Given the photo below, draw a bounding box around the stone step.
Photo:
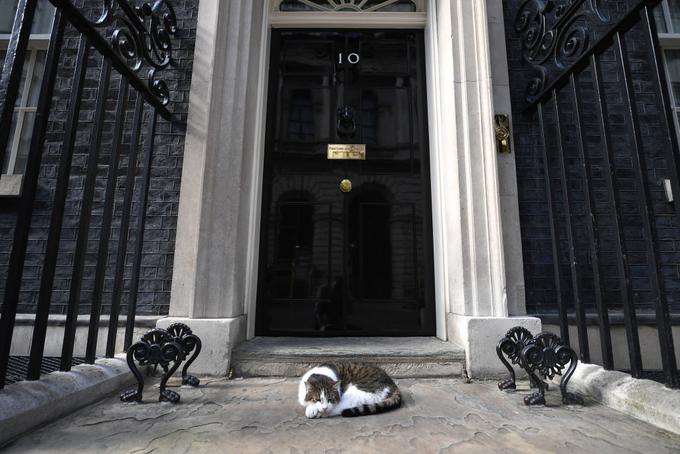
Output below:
[231,337,465,379]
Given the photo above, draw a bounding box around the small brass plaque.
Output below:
[327,144,366,160]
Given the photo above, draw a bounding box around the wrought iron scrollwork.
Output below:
[497,326,534,390]
[120,324,202,403]
[497,327,583,406]
[89,0,177,105]
[513,0,610,103]
[165,323,202,387]
[522,332,583,406]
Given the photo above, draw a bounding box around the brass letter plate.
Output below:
[327,144,366,160]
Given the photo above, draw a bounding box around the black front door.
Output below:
[256,29,434,336]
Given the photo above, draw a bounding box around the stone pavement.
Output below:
[3,377,680,453]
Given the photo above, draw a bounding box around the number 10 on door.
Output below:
[338,52,360,65]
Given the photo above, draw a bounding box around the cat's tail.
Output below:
[341,388,401,417]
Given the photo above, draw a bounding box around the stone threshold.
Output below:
[232,337,465,379]
[0,357,134,447]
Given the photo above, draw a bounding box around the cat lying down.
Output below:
[298,362,401,418]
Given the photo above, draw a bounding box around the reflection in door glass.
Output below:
[349,189,392,300]
[287,90,316,141]
[274,195,315,299]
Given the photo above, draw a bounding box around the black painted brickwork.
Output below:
[503,1,680,317]
[0,0,198,316]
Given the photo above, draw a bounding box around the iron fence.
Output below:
[505,0,680,387]
[0,0,179,388]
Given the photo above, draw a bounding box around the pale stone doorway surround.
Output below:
[160,0,540,377]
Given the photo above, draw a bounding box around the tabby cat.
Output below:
[298,362,401,418]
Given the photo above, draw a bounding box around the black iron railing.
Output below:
[505,0,680,388]
[0,0,179,388]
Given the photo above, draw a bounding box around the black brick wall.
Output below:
[503,1,680,317]
[0,0,198,316]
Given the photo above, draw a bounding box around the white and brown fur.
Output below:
[298,362,401,418]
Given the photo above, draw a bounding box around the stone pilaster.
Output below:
[428,0,539,377]
[163,0,265,374]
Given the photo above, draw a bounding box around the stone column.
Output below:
[429,0,540,377]
[159,0,266,375]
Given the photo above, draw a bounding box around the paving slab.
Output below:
[2,377,680,453]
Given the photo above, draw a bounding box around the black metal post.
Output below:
[61,59,112,371]
[569,72,614,369]
[553,89,590,361]
[591,53,643,377]
[106,95,144,358]
[124,109,157,351]
[85,78,129,364]
[537,103,570,345]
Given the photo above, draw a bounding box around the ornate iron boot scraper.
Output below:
[497,327,583,406]
[120,323,202,403]
[497,326,534,391]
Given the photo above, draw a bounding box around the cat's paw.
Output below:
[305,406,321,418]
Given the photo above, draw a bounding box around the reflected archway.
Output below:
[348,183,393,300]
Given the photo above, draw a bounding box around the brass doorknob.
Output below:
[340,179,352,193]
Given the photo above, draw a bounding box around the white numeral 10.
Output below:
[338,52,360,65]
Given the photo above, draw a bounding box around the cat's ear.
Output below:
[306,375,318,388]
[333,380,341,391]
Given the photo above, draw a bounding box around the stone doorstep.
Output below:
[231,337,466,378]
